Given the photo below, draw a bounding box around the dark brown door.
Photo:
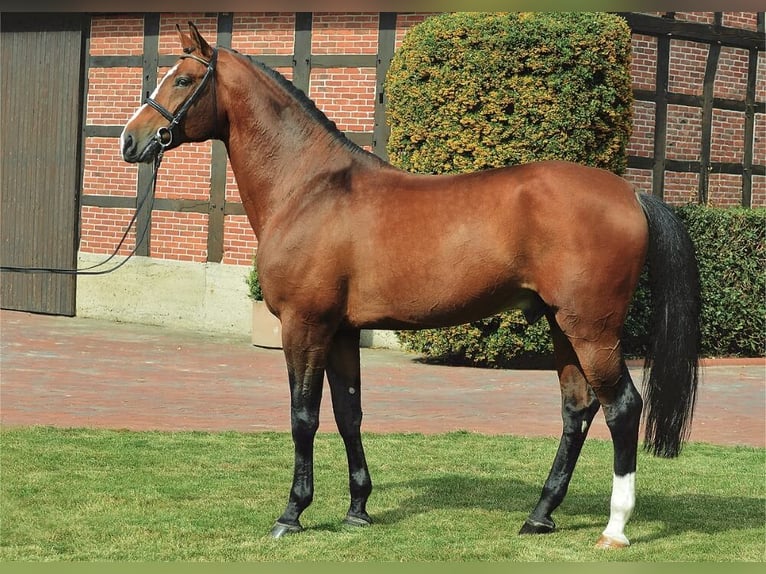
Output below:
[1,14,85,315]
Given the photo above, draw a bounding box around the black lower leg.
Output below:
[520,389,600,534]
[276,408,319,527]
[521,317,601,535]
[602,364,642,476]
[272,365,324,537]
[327,330,372,526]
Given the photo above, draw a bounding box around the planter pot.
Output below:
[251,300,282,349]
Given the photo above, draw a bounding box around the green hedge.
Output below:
[682,207,765,357]
[398,206,766,365]
[397,310,555,369]
[385,12,633,175]
[246,257,263,301]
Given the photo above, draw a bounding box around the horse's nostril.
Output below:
[121,132,138,162]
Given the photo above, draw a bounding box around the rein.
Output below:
[0,49,217,277]
[0,153,164,276]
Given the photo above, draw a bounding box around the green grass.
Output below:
[1,427,763,561]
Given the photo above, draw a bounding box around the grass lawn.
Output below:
[1,427,763,561]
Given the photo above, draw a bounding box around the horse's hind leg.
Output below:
[326,329,373,527]
[520,316,600,535]
[568,335,642,548]
[592,359,642,548]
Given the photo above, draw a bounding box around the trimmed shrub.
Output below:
[385,12,634,175]
[246,258,263,301]
[685,207,765,357]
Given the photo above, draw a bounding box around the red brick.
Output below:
[664,171,699,206]
[232,13,295,55]
[711,109,745,163]
[714,47,750,100]
[752,176,766,207]
[668,40,707,97]
[90,15,143,56]
[708,173,743,207]
[666,104,702,161]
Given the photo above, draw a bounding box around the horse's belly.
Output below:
[348,284,544,330]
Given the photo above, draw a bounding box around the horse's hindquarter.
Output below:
[345,161,648,331]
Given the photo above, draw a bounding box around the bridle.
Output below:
[0,48,219,277]
[145,48,218,153]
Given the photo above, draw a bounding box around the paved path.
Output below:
[1,310,763,446]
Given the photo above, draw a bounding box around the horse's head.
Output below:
[121,22,219,163]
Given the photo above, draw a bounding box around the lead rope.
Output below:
[0,151,164,276]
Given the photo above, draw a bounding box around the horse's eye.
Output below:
[175,76,192,88]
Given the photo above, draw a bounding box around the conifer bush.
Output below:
[386,12,634,175]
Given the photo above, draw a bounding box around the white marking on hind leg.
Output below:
[600,472,635,547]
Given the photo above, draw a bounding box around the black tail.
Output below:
[636,194,701,458]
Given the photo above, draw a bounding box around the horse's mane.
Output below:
[228,48,374,158]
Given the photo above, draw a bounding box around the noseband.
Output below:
[145,48,218,150]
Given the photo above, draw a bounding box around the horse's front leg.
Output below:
[326,329,373,527]
[270,319,332,538]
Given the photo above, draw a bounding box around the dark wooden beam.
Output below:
[292,12,312,94]
[698,41,721,204]
[741,44,759,208]
[373,12,396,160]
[207,12,233,263]
[651,33,671,199]
[135,13,160,257]
[618,12,765,50]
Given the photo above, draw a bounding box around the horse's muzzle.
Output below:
[121,131,160,164]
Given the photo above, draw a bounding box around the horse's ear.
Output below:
[187,21,213,59]
[176,23,196,54]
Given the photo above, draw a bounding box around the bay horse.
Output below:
[121,23,700,548]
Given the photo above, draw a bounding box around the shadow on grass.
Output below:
[373,473,765,539]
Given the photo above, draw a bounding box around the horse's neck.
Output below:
[220,58,366,238]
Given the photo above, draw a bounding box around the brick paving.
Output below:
[1,309,763,447]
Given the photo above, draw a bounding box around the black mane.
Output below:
[229,48,372,158]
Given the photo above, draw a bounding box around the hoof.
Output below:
[343,512,372,528]
[595,534,630,549]
[270,521,303,539]
[519,517,555,535]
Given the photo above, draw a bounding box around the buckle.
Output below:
[156,126,173,148]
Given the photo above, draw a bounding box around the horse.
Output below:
[121,22,700,548]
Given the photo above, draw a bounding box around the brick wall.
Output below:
[625,11,764,207]
[82,11,764,267]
